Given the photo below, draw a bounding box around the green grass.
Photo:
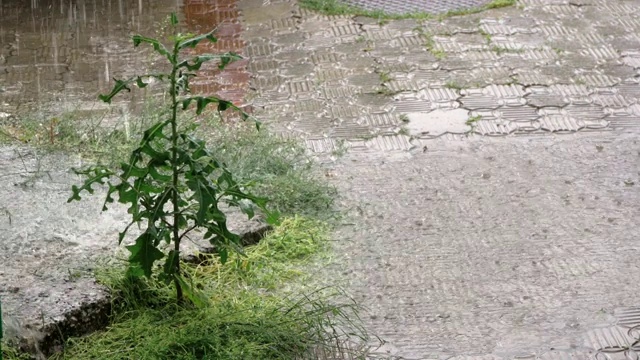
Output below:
[378,71,393,84]
[0,100,164,167]
[1,103,356,359]
[198,119,337,220]
[0,99,337,220]
[2,345,31,360]
[299,0,516,20]
[444,80,464,90]
[1,218,369,360]
[421,31,446,59]
[466,114,482,127]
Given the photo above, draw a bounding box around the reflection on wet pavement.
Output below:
[0,0,249,116]
[184,0,250,105]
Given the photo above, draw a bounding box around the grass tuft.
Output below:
[299,0,517,20]
[48,217,368,360]
[1,345,31,360]
[198,119,337,219]
[0,100,337,220]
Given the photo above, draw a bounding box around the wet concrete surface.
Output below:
[343,0,494,15]
[2,0,640,358]
[0,0,259,354]
[0,145,266,354]
[331,133,640,359]
[238,0,640,358]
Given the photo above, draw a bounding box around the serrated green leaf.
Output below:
[196,97,214,115]
[238,199,255,219]
[178,55,214,71]
[117,221,136,245]
[104,184,117,205]
[177,52,242,71]
[181,98,193,110]
[219,247,228,264]
[186,177,216,225]
[126,232,165,278]
[135,77,148,88]
[132,35,172,62]
[265,210,281,226]
[210,207,226,223]
[217,52,242,70]
[177,30,217,50]
[141,120,170,142]
[116,183,140,216]
[217,100,231,112]
[121,162,148,178]
[148,166,172,182]
[98,78,133,104]
[67,167,113,203]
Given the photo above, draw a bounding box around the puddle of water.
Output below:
[0,0,249,117]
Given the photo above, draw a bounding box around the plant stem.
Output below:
[170,46,183,302]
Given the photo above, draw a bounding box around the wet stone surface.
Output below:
[344,0,494,15]
[0,0,258,354]
[2,0,640,358]
[239,0,640,359]
[0,146,265,354]
[241,0,640,151]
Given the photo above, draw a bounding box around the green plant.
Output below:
[204,121,337,219]
[479,28,492,43]
[68,13,277,303]
[53,217,370,360]
[299,0,515,20]
[445,80,464,90]
[0,103,162,167]
[424,33,446,59]
[375,86,396,96]
[466,114,482,127]
[331,139,349,157]
[378,70,393,84]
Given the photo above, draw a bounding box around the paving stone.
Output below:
[319,86,359,100]
[236,1,640,358]
[364,134,412,151]
[343,0,493,15]
[390,99,433,113]
[460,94,502,110]
[360,112,402,128]
[472,119,517,136]
[330,104,368,119]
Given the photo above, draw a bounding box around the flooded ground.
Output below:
[0,0,249,118]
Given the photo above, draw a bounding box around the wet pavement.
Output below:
[0,0,257,355]
[0,0,250,116]
[343,0,494,15]
[238,0,640,359]
[2,0,640,358]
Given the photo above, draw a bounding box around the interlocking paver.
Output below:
[238,0,640,358]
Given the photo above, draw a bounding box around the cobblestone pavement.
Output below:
[238,0,640,358]
[343,0,494,15]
